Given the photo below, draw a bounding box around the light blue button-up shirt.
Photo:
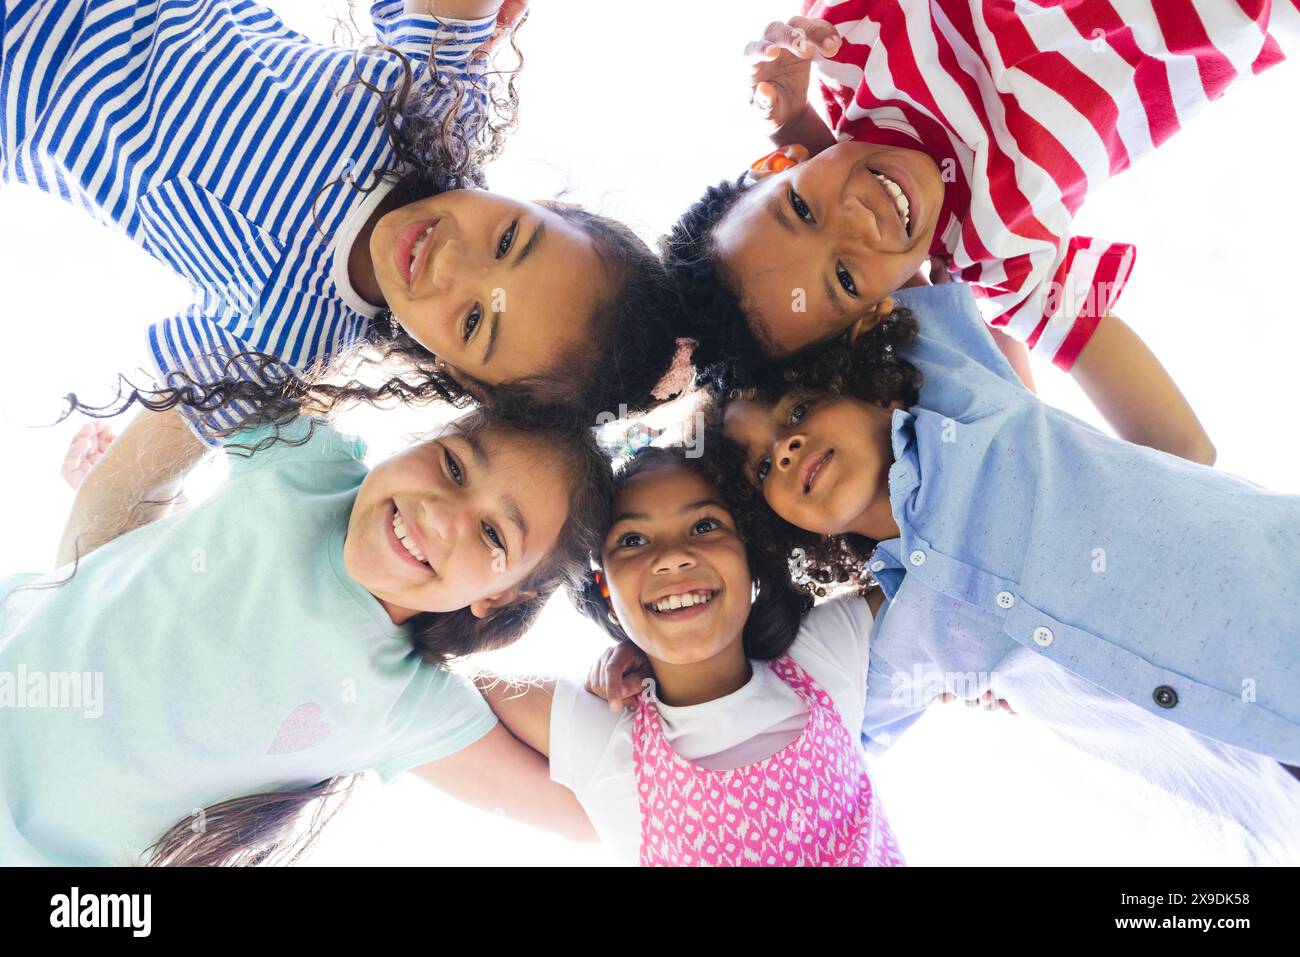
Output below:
[861,285,1300,764]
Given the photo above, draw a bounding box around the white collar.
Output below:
[330,181,398,319]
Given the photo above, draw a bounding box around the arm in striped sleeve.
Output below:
[972,244,1214,465]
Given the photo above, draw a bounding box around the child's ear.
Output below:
[470,586,538,620]
[747,144,811,180]
[846,294,897,346]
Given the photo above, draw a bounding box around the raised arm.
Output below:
[408,0,501,17]
[472,673,555,755]
[411,686,597,843]
[1070,312,1215,466]
[747,17,840,156]
[55,406,207,567]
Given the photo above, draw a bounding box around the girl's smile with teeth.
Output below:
[646,589,718,615]
[388,502,434,572]
[869,169,911,234]
[391,218,440,287]
[409,226,435,276]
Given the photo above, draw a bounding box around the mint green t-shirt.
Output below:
[0,420,497,865]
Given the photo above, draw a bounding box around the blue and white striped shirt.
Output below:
[1,0,495,438]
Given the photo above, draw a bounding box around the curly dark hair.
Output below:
[706,308,924,600]
[326,0,526,207]
[568,443,810,663]
[659,176,766,391]
[660,174,917,397]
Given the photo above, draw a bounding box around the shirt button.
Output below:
[1032,626,1054,647]
[869,560,886,573]
[1153,686,1179,709]
[909,550,927,567]
[995,591,1015,609]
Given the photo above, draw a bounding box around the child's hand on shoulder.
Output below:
[61,421,115,491]
[585,641,651,713]
[746,16,841,132]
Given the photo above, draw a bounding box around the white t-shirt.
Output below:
[549,596,874,865]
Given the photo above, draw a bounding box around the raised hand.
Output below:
[60,422,116,491]
[585,640,651,713]
[746,16,842,131]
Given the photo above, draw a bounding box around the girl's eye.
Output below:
[615,532,647,548]
[463,305,482,343]
[789,188,814,224]
[691,518,721,535]
[444,448,464,485]
[497,220,518,259]
[483,522,504,553]
[755,456,771,484]
[789,401,810,425]
[836,262,858,297]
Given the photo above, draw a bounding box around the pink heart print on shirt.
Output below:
[267,702,332,754]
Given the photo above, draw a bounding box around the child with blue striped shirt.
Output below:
[2,0,680,503]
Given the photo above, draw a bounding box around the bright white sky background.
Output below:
[1,1,1297,865]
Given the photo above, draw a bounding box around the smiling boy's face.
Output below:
[370,191,608,389]
[599,462,751,667]
[713,141,944,356]
[722,393,899,538]
[343,424,570,624]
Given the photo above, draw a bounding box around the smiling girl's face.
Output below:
[344,423,571,624]
[722,393,900,538]
[369,190,609,388]
[713,141,944,356]
[599,461,752,666]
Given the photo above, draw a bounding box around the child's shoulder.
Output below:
[792,595,874,663]
[894,284,1023,389]
[222,417,368,475]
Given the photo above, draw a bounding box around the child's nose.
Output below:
[653,549,696,574]
[841,194,881,243]
[429,238,487,291]
[776,435,804,471]
[417,499,459,548]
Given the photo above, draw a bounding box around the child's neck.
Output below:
[348,189,405,308]
[844,404,903,541]
[847,494,900,542]
[648,639,753,708]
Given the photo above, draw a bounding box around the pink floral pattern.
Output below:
[633,655,904,867]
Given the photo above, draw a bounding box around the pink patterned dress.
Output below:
[632,654,905,867]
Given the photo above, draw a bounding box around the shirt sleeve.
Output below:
[373,665,500,783]
[964,236,1136,372]
[793,596,875,728]
[893,282,1027,392]
[146,311,298,447]
[548,675,628,795]
[369,1,497,82]
[859,597,938,757]
[219,418,368,477]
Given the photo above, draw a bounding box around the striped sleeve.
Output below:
[803,0,1290,370]
[368,1,496,76]
[146,310,291,447]
[368,2,498,139]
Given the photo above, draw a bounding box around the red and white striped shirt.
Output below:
[804,0,1297,369]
